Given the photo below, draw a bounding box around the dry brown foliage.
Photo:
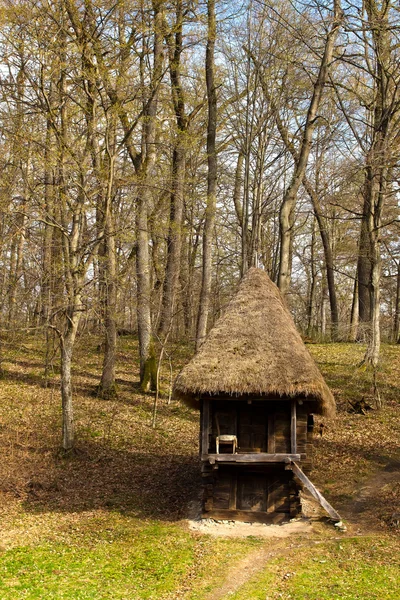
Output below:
[0,336,398,538]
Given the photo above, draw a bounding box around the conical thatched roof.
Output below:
[174,268,335,417]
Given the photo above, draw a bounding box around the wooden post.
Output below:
[267,479,276,513]
[268,412,276,453]
[201,398,210,455]
[229,473,237,510]
[291,400,297,455]
[290,461,341,522]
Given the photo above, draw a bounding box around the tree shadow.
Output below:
[19,442,201,522]
[0,366,46,387]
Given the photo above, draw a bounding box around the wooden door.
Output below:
[238,404,267,452]
[237,473,267,512]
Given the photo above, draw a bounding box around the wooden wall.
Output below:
[200,397,316,522]
[202,465,301,523]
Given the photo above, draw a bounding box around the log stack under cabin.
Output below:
[174,268,336,524]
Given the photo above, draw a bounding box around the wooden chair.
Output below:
[215,412,237,454]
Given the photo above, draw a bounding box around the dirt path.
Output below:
[201,537,326,600]
[203,542,284,600]
[339,457,400,530]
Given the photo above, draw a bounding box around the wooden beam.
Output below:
[289,461,341,522]
[267,480,276,514]
[268,412,276,453]
[291,400,297,454]
[229,473,237,510]
[201,399,210,456]
[203,453,301,463]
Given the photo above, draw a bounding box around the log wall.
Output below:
[200,397,315,522]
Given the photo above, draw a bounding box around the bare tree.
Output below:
[196,0,217,349]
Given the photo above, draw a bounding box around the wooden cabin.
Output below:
[174,268,337,524]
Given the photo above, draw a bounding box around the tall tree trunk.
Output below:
[196,0,217,350]
[277,0,342,296]
[307,217,317,337]
[304,180,339,338]
[158,145,185,338]
[393,262,400,343]
[158,1,187,338]
[42,116,56,383]
[60,299,81,451]
[357,189,373,328]
[136,188,155,387]
[364,229,381,368]
[349,271,359,342]
[181,215,201,340]
[250,133,266,268]
[362,0,394,372]
[7,203,27,329]
[56,17,84,450]
[41,111,54,328]
[321,280,328,338]
[233,152,244,227]
[137,0,163,388]
[99,161,117,397]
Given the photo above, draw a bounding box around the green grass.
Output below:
[0,521,193,599]
[229,537,400,600]
[1,527,398,599]
[0,513,262,600]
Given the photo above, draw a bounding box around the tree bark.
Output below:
[137,0,164,388]
[196,0,217,350]
[158,1,187,339]
[349,272,359,342]
[7,203,27,329]
[99,169,117,397]
[303,179,339,338]
[307,217,317,337]
[393,262,400,343]
[357,189,373,327]
[361,0,394,370]
[60,302,81,451]
[233,152,244,227]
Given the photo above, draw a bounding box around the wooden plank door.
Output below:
[238,404,267,452]
[237,473,267,512]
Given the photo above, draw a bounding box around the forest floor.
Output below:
[0,335,399,599]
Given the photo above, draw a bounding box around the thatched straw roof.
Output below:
[174,268,335,417]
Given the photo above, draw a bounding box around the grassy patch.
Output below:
[0,521,193,599]
[0,511,262,600]
[229,536,400,600]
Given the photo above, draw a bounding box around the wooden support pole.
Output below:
[291,400,297,454]
[289,461,341,522]
[229,473,237,510]
[201,398,210,455]
[268,412,276,453]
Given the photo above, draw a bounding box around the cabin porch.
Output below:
[200,397,314,465]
